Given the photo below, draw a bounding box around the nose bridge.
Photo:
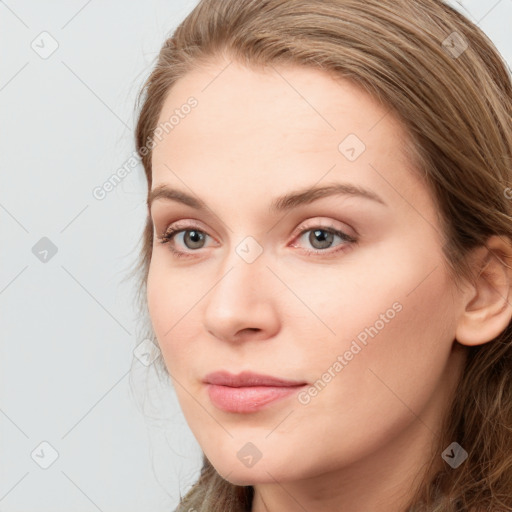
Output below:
[202,234,278,340]
[211,234,266,305]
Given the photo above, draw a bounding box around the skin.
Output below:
[146,56,511,511]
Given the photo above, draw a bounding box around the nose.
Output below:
[202,246,281,344]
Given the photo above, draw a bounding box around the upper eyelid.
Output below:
[161,221,354,248]
[161,218,352,238]
[161,220,217,241]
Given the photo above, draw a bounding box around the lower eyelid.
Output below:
[160,226,355,258]
[292,229,355,253]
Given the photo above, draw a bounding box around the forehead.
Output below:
[150,59,422,209]
[156,60,406,148]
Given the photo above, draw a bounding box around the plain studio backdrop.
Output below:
[1,1,511,511]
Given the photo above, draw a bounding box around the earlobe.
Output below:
[455,235,512,347]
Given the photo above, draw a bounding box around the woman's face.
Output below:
[147,58,467,491]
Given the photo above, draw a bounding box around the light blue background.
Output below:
[1,1,511,511]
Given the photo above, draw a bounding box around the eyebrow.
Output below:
[148,182,386,213]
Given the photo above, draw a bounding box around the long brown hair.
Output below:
[129,1,512,510]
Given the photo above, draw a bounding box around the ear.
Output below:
[455,235,512,346]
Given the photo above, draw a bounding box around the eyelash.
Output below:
[156,222,357,259]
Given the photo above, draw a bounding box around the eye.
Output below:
[157,223,212,259]
[292,225,356,256]
[156,221,357,259]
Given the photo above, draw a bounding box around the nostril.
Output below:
[233,327,261,340]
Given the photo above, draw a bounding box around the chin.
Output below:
[218,468,279,487]
[209,452,304,487]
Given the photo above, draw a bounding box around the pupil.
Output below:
[311,229,332,249]
[186,230,204,248]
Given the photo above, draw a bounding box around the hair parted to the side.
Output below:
[129,1,512,510]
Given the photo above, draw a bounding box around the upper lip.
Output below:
[203,370,307,387]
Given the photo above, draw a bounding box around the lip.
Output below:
[203,371,307,413]
[203,370,307,387]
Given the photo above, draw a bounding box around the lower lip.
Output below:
[206,384,306,413]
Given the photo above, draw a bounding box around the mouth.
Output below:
[203,371,308,413]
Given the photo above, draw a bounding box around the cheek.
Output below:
[284,232,455,380]
[146,260,181,353]
[268,254,459,472]
[293,243,458,428]
[146,261,168,337]
[272,241,450,365]
[146,257,207,374]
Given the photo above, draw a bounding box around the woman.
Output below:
[131,0,512,510]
